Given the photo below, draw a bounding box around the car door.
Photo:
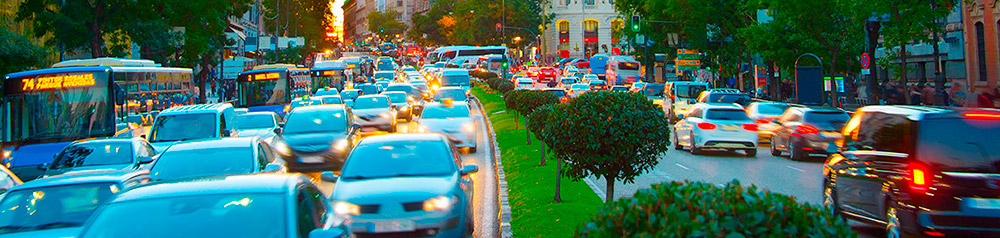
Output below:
[836,112,912,220]
[675,106,703,145]
[295,185,325,238]
[773,109,803,151]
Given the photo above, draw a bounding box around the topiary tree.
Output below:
[546,91,671,203]
[575,180,856,237]
[516,90,560,146]
[503,90,523,129]
[528,104,567,202]
[496,81,515,94]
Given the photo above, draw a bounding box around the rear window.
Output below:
[804,111,850,124]
[705,109,750,121]
[618,62,640,70]
[643,84,665,97]
[918,118,1000,172]
[441,75,470,86]
[676,85,707,98]
[547,90,566,97]
[757,104,790,115]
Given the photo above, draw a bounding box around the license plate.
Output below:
[720,125,739,131]
[298,156,325,163]
[371,220,416,233]
[967,198,1000,209]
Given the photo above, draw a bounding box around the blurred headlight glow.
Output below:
[462,123,475,133]
[333,201,360,215]
[332,139,349,151]
[422,195,455,211]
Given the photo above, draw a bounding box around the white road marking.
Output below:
[653,169,673,180]
[786,165,804,172]
[674,163,690,170]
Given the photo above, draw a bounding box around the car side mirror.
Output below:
[38,163,49,170]
[140,134,147,139]
[309,227,349,238]
[460,164,479,175]
[320,171,339,183]
[263,163,282,173]
[391,105,398,109]
[138,156,155,164]
[273,128,283,135]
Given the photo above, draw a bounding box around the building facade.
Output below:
[875,2,967,87]
[962,0,1000,92]
[543,0,623,60]
[342,0,358,44]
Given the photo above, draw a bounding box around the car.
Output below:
[537,67,558,82]
[588,79,607,91]
[665,81,710,122]
[696,88,752,107]
[640,83,666,106]
[351,95,397,133]
[516,78,535,89]
[41,138,156,177]
[413,101,478,151]
[150,137,283,181]
[383,91,417,122]
[543,88,569,102]
[744,102,790,142]
[439,69,472,91]
[375,80,391,91]
[315,95,346,105]
[413,83,432,100]
[76,174,351,238]
[406,74,423,83]
[384,83,419,99]
[314,87,340,97]
[769,106,851,160]
[824,107,1000,237]
[673,103,758,156]
[582,74,600,82]
[325,134,478,237]
[0,170,150,237]
[373,71,395,82]
[340,89,362,107]
[568,83,591,98]
[232,112,281,139]
[559,77,578,89]
[610,86,629,91]
[288,97,323,113]
[526,67,540,78]
[270,105,359,173]
[357,83,381,95]
[0,166,22,194]
[434,86,469,102]
[629,82,648,93]
[147,103,236,152]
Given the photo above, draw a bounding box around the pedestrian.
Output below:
[922,84,935,105]
[909,86,922,105]
[993,88,1000,108]
[951,82,967,107]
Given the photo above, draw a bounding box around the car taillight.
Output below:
[754,119,769,124]
[697,122,716,130]
[795,125,819,134]
[964,112,1000,119]
[742,124,758,131]
[560,97,568,102]
[910,163,930,191]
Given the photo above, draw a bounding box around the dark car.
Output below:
[149,137,283,181]
[770,106,851,160]
[0,170,150,237]
[696,89,752,107]
[76,174,351,238]
[40,138,156,178]
[824,106,1000,237]
[271,105,360,173]
[352,95,397,133]
[325,134,478,237]
[383,91,416,122]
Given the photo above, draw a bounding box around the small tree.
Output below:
[517,91,559,145]
[546,91,671,203]
[528,104,566,202]
[502,90,522,129]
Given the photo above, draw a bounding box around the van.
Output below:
[146,103,235,152]
[440,69,472,92]
[606,56,642,85]
[664,81,710,121]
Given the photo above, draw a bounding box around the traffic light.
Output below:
[496,23,502,32]
[631,15,641,32]
[379,27,385,33]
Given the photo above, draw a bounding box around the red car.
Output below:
[526,67,540,78]
[537,67,557,82]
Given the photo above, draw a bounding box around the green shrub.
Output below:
[575,180,856,238]
[496,81,515,94]
[487,77,503,91]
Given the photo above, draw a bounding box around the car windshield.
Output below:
[79,194,285,238]
[422,105,470,119]
[436,90,468,101]
[373,72,393,80]
[918,118,1000,172]
[51,142,133,169]
[353,96,390,109]
[619,62,640,70]
[643,84,665,97]
[386,86,413,94]
[705,109,751,121]
[149,113,216,142]
[290,99,320,109]
[590,81,605,85]
[441,74,470,86]
[677,84,707,98]
[233,114,275,129]
[284,109,348,134]
[562,78,577,83]
[359,85,379,95]
[756,104,790,115]
[321,96,344,104]
[340,140,456,179]
[151,147,254,181]
[384,93,408,103]
[0,182,119,233]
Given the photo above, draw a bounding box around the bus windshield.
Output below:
[3,72,115,142]
[237,73,288,107]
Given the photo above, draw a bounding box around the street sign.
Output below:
[675,59,700,65]
[677,65,700,71]
[861,68,870,75]
[677,49,699,55]
[860,53,871,69]
[677,54,700,60]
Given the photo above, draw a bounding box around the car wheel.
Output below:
[745,149,756,157]
[770,139,781,156]
[789,140,806,161]
[886,205,902,238]
[689,134,702,155]
[673,133,682,150]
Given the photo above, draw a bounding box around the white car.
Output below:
[516,78,535,89]
[568,83,591,98]
[672,103,758,157]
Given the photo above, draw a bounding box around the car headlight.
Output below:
[333,201,361,215]
[380,112,392,119]
[274,140,292,156]
[462,123,475,133]
[400,106,409,112]
[1,150,10,160]
[415,125,429,133]
[332,139,349,151]
[422,195,456,211]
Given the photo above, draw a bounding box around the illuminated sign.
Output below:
[21,74,97,91]
[322,71,338,76]
[252,73,281,81]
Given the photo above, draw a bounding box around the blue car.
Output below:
[0,170,151,237]
[325,134,478,237]
[149,137,284,182]
[40,138,156,178]
[76,174,350,238]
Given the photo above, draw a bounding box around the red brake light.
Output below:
[560,97,569,102]
[913,168,926,186]
[910,163,930,191]
[742,124,759,131]
[754,119,769,124]
[964,112,1000,119]
[795,125,819,134]
[697,122,717,130]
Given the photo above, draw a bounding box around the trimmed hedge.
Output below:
[575,180,856,237]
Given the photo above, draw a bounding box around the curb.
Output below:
[470,83,514,238]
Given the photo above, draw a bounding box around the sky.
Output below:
[332,0,345,28]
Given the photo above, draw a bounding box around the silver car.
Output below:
[413,101,478,152]
[232,112,281,139]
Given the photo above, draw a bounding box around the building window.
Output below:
[558,20,570,51]
[583,0,594,5]
[584,20,599,57]
[565,0,570,5]
[976,22,987,82]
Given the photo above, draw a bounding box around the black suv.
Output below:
[824,106,1000,237]
[770,106,851,160]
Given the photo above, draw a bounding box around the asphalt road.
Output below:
[315,99,499,238]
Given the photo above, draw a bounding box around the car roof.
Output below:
[360,133,449,144]
[159,103,233,115]
[857,105,1000,121]
[441,69,469,75]
[381,91,407,96]
[164,137,257,151]
[666,81,709,85]
[12,170,149,191]
[697,103,745,110]
[110,174,309,202]
[517,79,533,83]
[291,104,348,113]
[358,94,388,99]
[790,106,846,113]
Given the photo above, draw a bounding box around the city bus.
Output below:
[476,54,508,78]
[588,54,611,80]
[448,46,508,66]
[236,64,311,117]
[310,60,349,92]
[1,58,195,181]
[606,55,642,85]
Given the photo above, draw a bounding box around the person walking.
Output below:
[909,86,923,105]
[951,82,967,107]
[922,85,935,105]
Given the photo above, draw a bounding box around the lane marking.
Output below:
[652,170,673,180]
[674,163,690,170]
[786,165,804,172]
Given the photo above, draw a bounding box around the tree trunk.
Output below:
[554,158,562,203]
[900,44,911,104]
[525,119,531,145]
[88,2,106,58]
[604,175,615,203]
[512,112,518,130]
[198,54,213,104]
[539,142,546,166]
[829,51,839,107]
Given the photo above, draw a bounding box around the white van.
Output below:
[606,56,643,85]
[664,81,710,122]
[147,103,236,152]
